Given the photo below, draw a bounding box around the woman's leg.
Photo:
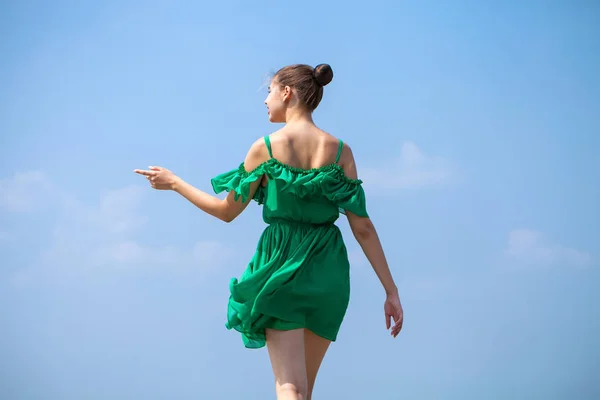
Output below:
[304,329,332,400]
[266,328,308,400]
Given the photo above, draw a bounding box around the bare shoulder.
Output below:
[329,133,354,161]
[319,129,344,151]
[243,135,270,171]
[247,136,267,153]
[320,129,355,165]
[338,140,359,180]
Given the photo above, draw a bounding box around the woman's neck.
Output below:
[285,108,314,125]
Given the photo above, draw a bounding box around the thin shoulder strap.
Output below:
[335,140,344,163]
[264,136,273,158]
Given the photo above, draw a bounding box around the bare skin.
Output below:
[134,76,403,400]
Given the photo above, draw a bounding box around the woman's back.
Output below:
[267,125,344,171]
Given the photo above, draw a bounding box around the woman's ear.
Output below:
[282,85,292,102]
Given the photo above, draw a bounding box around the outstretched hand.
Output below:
[384,291,404,338]
[134,166,179,190]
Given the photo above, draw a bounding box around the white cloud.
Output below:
[192,241,232,267]
[88,241,177,266]
[103,241,176,264]
[0,171,53,212]
[505,229,592,267]
[91,240,224,269]
[90,186,148,234]
[360,142,453,190]
[5,171,232,285]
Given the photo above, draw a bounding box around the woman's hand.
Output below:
[384,291,404,338]
[134,166,180,190]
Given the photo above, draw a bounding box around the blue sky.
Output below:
[1,1,599,399]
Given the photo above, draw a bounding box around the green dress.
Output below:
[211,136,369,349]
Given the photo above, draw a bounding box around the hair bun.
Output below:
[313,64,333,87]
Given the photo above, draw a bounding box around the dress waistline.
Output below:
[267,218,335,228]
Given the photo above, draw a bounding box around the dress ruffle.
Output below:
[210,163,267,205]
[210,158,368,217]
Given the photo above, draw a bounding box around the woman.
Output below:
[134,63,403,400]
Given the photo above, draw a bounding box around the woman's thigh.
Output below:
[265,328,308,395]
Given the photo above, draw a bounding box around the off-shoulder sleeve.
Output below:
[210,163,266,205]
[321,175,369,218]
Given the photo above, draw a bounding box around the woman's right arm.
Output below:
[347,214,398,296]
[341,145,397,295]
[340,144,404,337]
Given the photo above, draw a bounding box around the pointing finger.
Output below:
[134,169,157,177]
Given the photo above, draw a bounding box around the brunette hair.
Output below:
[274,63,333,111]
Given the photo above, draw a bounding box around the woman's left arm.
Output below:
[134,138,267,222]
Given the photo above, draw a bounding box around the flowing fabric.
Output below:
[211,138,368,349]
